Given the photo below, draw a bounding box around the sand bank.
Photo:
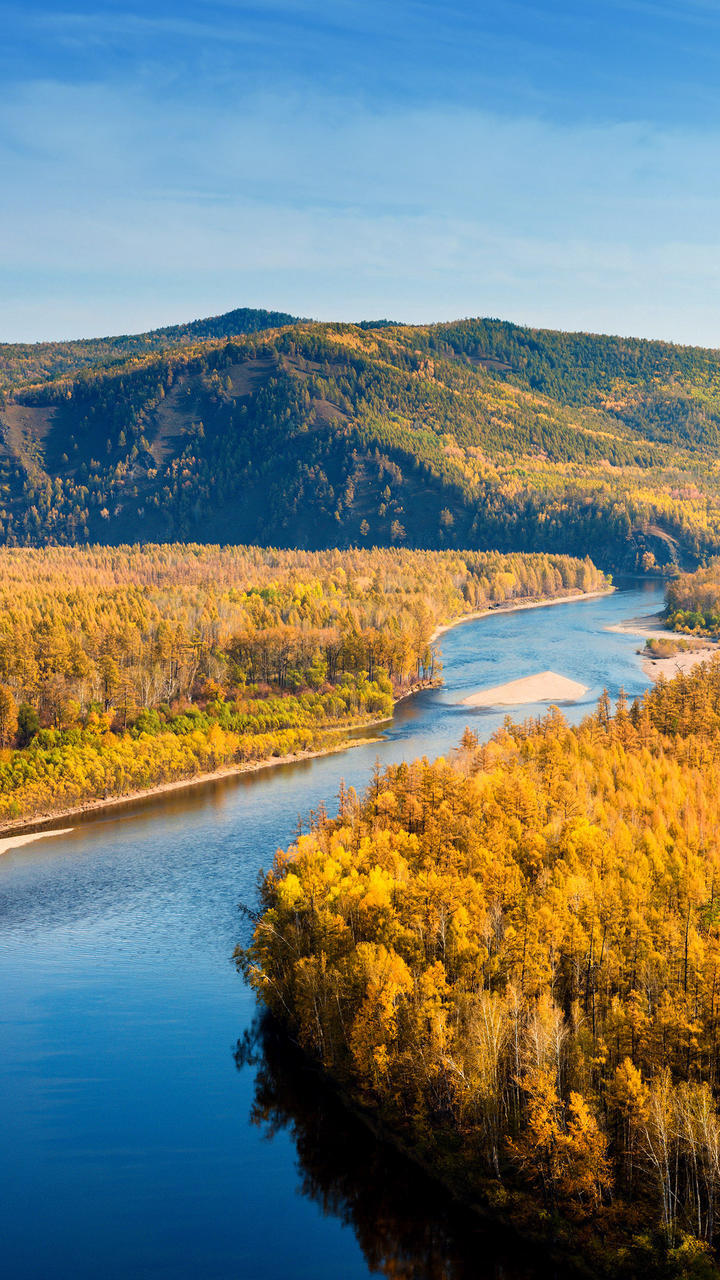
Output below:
[605,611,677,640]
[606,612,719,682]
[641,648,718,682]
[0,827,75,856]
[462,670,589,708]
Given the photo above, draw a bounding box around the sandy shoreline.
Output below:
[606,611,719,681]
[0,587,612,848]
[430,587,613,643]
[0,828,76,856]
[605,611,678,641]
[462,670,589,708]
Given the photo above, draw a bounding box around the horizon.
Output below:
[4,304,720,354]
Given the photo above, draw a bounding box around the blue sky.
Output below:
[3,1,720,343]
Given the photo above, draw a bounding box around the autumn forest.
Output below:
[242,657,720,1276]
[0,542,604,825]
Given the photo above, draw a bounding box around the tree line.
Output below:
[666,560,720,636]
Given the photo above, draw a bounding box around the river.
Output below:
[0,579,663,1279]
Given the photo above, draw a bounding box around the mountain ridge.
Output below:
[0,306,300,394]
[3,307,720,571]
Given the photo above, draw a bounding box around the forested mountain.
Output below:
[3,312,720,571]
[0,307,298,393]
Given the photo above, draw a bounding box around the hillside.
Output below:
[3,313,720,570]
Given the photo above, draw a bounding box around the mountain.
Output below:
[2,310,720,572]
[0,307,299,393]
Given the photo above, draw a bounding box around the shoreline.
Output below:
[605,610,677,640]
[0,733,380,851]
[606,610,719,682]
[0,586,611,851]
[272,1024,643,1280]
[429,587,614,642]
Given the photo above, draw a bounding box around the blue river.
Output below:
[0,579,663,1279]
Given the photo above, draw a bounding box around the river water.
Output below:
[0,580,663,1279]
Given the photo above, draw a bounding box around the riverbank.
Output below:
[0,733,380,850]
[606,611,719,680]
[263,1022,687,1280]
[0,587,610,848]
[430,587,614,642]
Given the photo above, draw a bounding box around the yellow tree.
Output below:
[0,683,18,747]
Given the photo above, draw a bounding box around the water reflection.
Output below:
[236,1017,558,1280]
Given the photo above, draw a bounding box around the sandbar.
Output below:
[462,670,589,708]
[0,827,75,856]
[605,611,677,640]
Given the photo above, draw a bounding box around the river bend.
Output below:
[0,580,663,1279]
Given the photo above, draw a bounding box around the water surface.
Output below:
[0,581,662,1279]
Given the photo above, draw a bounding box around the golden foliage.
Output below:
[243,663,720,1253]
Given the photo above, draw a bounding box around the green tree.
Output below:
[16,702,39,748]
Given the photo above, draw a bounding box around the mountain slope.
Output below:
[2,314,720,571]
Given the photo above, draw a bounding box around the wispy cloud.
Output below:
[2,77,720,343]
[2,1,720,340]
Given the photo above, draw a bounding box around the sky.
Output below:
[3,0,720,344]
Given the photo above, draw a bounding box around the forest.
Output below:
[0,542,604,825]
[241,658,720,1276]
[2,312,720,569]
[666,561,720,637]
